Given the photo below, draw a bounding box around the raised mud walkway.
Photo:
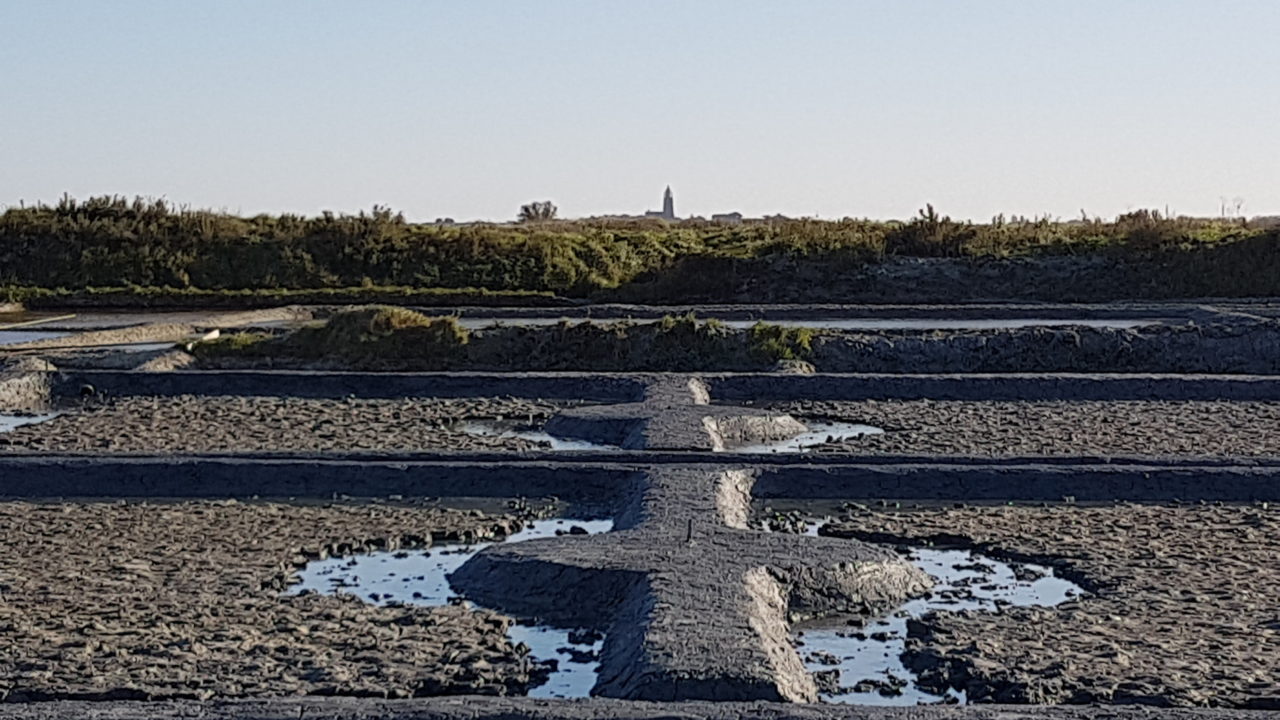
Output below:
[454,466,928,701]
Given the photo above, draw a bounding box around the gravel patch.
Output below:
[824,503,1280,708]
[0,501,540,701]
[0,396,571,453]
[766,400,1280,457]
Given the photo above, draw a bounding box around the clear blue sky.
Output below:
[2,0,1276,221]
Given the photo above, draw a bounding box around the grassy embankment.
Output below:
[194,306,816,371]
[3,196,1279,307]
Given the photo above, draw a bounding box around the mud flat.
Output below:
[0,500,544,701]
[766,400,1280,458]
[0,396,573,453]
[806,321,1280,374]
[823,503,1280,708]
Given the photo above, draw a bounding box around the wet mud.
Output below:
[0,501,540,701]
[767,400,1280,457]
[0,396,573,453]
[824,503,1280,708]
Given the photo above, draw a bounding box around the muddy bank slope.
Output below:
[610,253,1280,304]
[807,320,1280,374]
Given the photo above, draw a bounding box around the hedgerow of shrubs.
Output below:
[3,196,1272,302]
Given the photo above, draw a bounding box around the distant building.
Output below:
[711,211,743,225]
[644,186,677,220]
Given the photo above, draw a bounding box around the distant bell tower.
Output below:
[662,186,675,220]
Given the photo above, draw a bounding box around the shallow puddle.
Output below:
[296,514,1081,704]
[461,419,879,454]
[457,420,622,451]
[0,330,68,346]
[292,518,614,698]
[796,537,1082,705]
[0,412,61,433]
[730,422,883,453]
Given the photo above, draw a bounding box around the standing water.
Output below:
[730,422,883,453]
[0,330,68,346]
[457,420,622,451]
[294,515,1081,704]
[292,518,615,698]
[0,412,60,433]
[795,528,1082,704]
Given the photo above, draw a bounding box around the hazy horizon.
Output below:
[3,0,1277,222]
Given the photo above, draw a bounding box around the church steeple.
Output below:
[662,186,675,220]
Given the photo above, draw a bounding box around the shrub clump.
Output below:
[195,306,470,367]
[318,306,444,344]
[288,306,469,363]
[747,323,815,363]
[883,205,976,258]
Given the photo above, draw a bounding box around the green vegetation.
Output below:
[0,196,703,295]
[747,322,814,363]
[201,331,271,354]
[194,309,815,371]
[197,306,470,364]
[3,195,1277,305]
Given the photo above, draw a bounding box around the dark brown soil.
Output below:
[0,501,537,701]
[824,503,1280,708]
